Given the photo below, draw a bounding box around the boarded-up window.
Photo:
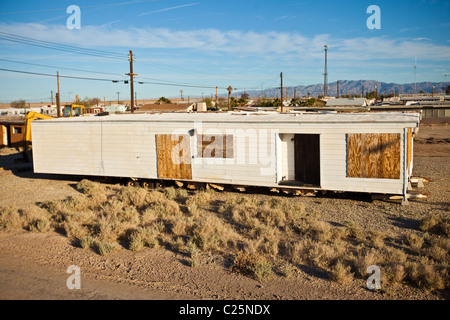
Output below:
[198,134,233,158]
[155,134,192,180]
[347,133,400,179]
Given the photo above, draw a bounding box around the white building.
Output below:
[31,111,420,203]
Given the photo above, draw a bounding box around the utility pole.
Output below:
[227,85,233,111]
[323,45,329,97]
[56,71,61,118]
[215,86,218,107]
[51,90,54,105]
[280,72,284,112]
[116,92,120,104]
[126,50,137,113]
[414,56,417,95]
[337,81,340,98]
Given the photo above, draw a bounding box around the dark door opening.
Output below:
[294,134,320,186]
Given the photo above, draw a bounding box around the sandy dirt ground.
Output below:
[0,123,448,301]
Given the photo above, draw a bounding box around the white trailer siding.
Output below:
[31,112,420,195]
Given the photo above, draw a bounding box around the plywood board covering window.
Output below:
[155,134,192,180]
[198,134,233,158]
[347,133,400,179]
[407,128,413,170]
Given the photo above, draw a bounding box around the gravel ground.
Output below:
[0,124,448,300]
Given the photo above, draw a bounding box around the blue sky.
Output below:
[0,0,449,102]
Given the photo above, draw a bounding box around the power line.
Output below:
[0,31,128,60]
[0,67,226,91]
[0,32,262,92]
[0,58,126,77]
[0,67,121,82]
[137,76,226,89]
[0,0,159,15]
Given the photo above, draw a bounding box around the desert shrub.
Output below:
[330,260,354,285]
[186,190,214,207]
[426,243,448,262]
[282,239,312,265]
[405,260,447,291]
[80,235,95,249]
[101,200,123,217]
[352,247,378,278]
[344,221,365,242]
[420,214,450,237]
[0,205,22,231]
[96,241,115,256]
[383,263,406,284]
[232,251,274,282]
[186,240,201,267]
[128,226,159,251]
[119,186,149,208]
[382,246,408,266]
[305,219,332,242]
[404,233,424,253]
[144,200,181,219]
[304,241,337,269]
[29,218,51,233]
[163,187,188,200]
[367,230,385,249]
[188,214,240,253]
[76,179,104,195]
[145,190,166,203]
[12,206,52,233]
[276,262,294,278]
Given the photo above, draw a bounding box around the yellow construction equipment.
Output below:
[63,104,85,117]
[22,105,85,161]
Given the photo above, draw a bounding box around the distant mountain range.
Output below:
[239,80,450,98]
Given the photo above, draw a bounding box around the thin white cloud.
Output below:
[138,2,199,16]
[1,22,449,63]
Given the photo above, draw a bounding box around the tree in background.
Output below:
[78,97,101,109]
[365,91,378,99]
[10,99,27,109]
[157,97,172,104]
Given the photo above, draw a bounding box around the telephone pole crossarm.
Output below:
[127,50,138,113]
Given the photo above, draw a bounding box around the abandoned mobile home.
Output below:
[31,111,421,203]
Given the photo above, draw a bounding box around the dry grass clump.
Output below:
[0,204,22,231]
[127,226,160,251]
[404,232,425,253]
[352,247,378,278]
[405,259,447,291]
[164,187,188,200]
[231,251,274,282]
[330,260,354,285]
[420,214,450,237]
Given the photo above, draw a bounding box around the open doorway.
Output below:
[294,134,320,186]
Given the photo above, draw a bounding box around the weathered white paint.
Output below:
[31,112,420,195]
